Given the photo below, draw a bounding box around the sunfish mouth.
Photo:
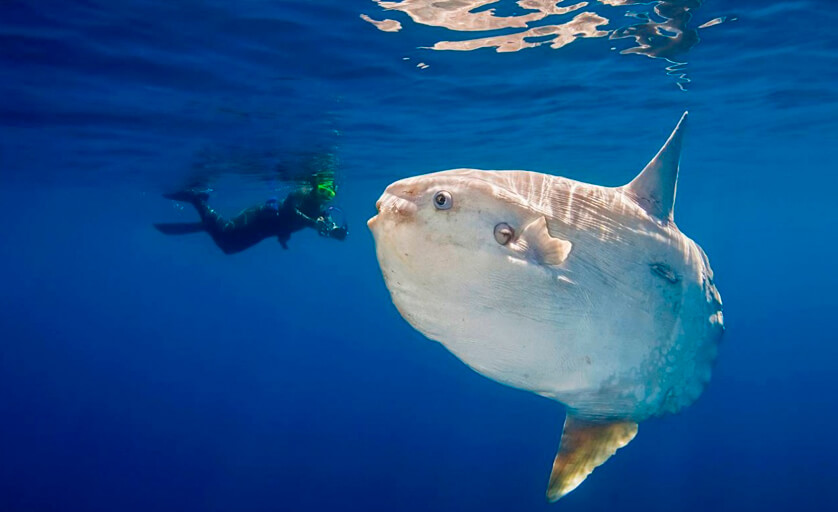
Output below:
[367,189,418,230]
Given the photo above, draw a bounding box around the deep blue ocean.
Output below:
[1,1,837,510]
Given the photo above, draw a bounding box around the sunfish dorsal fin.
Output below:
[546,414,638,502]
[624,111,688,223]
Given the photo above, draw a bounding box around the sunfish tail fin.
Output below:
[154,222,206,235]
[624,111,688,223]
[546,414,638,502]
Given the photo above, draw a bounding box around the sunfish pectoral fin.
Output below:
[514,216,572,266]
[546,414,638,502]
[624,111,688,224]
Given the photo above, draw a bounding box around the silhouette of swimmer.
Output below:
[155,175,347,254]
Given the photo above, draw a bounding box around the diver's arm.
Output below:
[293,208,318,226]
[284,192,318,227]
[294,208,328,232]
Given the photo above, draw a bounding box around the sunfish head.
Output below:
[368,169,540,269]
[370,170,520,329]
[368,171,519,327]
[367,169,578,391]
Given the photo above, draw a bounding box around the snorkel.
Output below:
[317,182,336,201]
[311,167,338,202]
[310,165,346,239]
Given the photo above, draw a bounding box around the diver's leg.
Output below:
[193,200,235,234]
[160,188,256,253]
[194,202,267,254]
[190,200,241,252]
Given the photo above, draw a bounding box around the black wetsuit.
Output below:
[196,191,326,253]
[157,190,338,254]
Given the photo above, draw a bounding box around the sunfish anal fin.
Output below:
[513,216,572,266]
[547,415,638,502]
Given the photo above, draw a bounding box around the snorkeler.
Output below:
[154,173,347,254]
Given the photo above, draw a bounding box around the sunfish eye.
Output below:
[433,190,452,210]
[494,222,514,245]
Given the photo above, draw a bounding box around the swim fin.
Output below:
[162,188,211,203]
[154,222,206,235]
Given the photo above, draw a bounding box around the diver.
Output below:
[154,173,348,254]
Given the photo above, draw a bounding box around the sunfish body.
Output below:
[368,113,724,500]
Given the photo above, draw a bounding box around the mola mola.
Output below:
[367,112,723,501]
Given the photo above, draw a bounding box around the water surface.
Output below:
[1,1,837,511]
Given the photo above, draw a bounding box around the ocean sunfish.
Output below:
[367,112,724,501]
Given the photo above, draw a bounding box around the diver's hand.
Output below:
[315,216,329,235]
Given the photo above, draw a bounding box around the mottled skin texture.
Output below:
[367,114,724,500]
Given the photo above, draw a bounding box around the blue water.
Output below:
[1,1,837,510]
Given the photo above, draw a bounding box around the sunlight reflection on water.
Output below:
[362,0,737,89]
